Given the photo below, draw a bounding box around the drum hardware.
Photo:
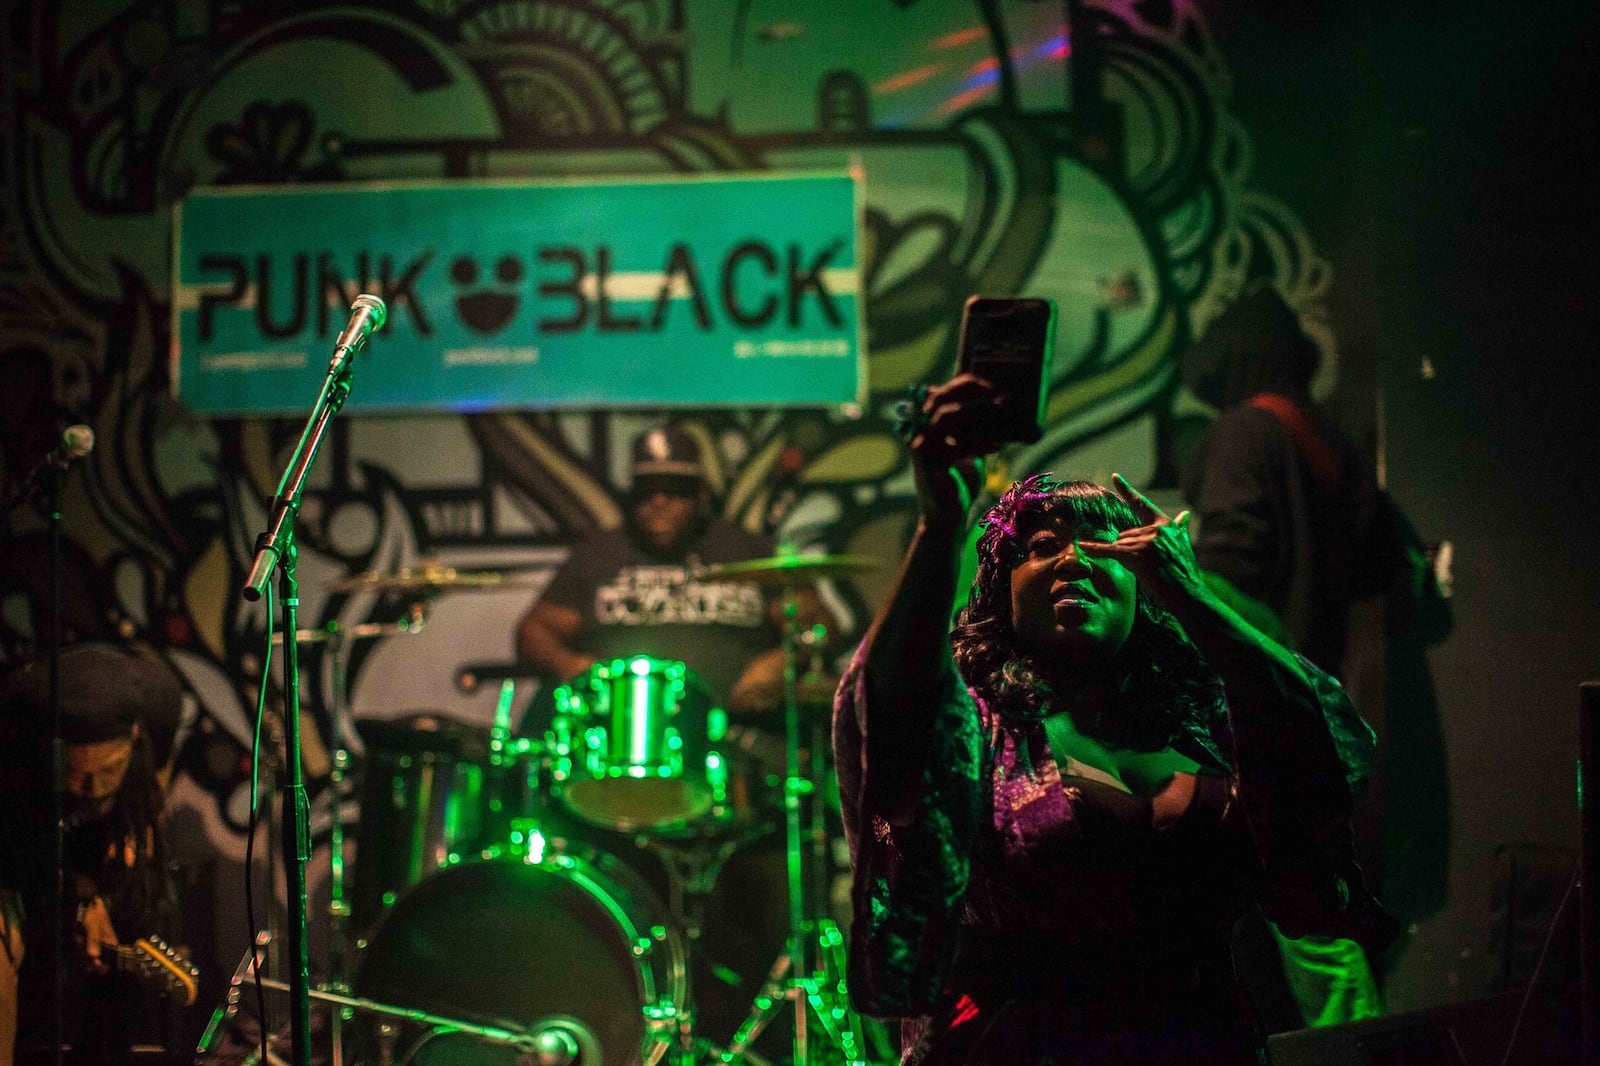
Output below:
[719,919,862,1065]
[482,675,556,858]
[210,931,550,1060]
[332,558,543,593]
[644,823,778,1064]
[196,930,273,1058]
[455,659,543,693]
[269,600,430,646]
[708,551,878,1066]
[233,546,878,1064]
[284,605,428,1066]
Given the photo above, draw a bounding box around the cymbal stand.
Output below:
[652,834,747,1065]
[645,764,783,1063]
[322,627,353,1066]
[723,590,867,1065]
[271,602,428,1066]
[338,608,428,1065]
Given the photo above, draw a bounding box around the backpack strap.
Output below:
[1247,392,1341,493]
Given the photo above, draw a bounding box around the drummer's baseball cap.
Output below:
[629,426,707,489]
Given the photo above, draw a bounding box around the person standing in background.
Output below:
[1179,282,1406,1029]
[1180,283,1390,675]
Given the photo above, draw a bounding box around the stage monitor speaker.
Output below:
[1267,989,1576,1066]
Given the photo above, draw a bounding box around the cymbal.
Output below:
[699,552,878,585]
[727,670,841,717]
[795,671,842,705]
[333,562,538,593]
[270,618,426,645]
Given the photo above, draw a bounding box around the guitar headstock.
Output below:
[125,935,200,1006]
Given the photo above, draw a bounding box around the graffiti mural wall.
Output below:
[0,0,1338,1016]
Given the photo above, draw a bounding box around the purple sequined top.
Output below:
[833,641,1378,1064]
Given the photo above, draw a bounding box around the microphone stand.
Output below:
[241,342,362,1066]
[3,431,89,1066]
[45,461,64,1066]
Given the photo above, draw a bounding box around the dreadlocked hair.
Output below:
[0,723,169,927]
[83,726,170,923]
[951,474,1227,751]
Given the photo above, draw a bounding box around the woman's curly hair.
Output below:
[951,474,1227,751]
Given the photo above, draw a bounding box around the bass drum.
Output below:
[351,850,685,1065]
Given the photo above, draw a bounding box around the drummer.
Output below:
[516,423,818,721]
[514,424,839,1053]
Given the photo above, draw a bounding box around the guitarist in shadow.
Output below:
[1,642,191,1065]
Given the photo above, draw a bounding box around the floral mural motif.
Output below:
[205,100,347,184]
[0,0,1335,1018]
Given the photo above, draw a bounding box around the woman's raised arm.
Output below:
[854,375,1007,825]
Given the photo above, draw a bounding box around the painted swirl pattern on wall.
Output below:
[0,0,1331,904]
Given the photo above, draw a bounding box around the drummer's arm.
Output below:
[727,587,838,716]
[727,648,785,716]
[515,601,595,684]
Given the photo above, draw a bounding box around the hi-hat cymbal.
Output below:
[333,562,538,593]
[699,552,878,585]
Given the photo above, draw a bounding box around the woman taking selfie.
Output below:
[833,373,1386,1064]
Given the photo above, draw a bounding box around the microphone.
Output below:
[1,425,94,520]
[47,424,95,469]
[243,296,385,600]
[332,293,387,359]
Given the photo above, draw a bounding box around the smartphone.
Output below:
[955,296,1057,444]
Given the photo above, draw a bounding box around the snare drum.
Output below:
[548,657,729,832]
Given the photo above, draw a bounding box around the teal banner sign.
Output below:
[172,173,863,415]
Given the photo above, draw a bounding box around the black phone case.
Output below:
[956,296,1056,444]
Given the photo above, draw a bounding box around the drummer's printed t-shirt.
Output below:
[594,564,764,628]
[539,520,774,704]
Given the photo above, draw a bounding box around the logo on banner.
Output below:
[194,241,849,341]
[175,175,863,413]
[452,255,524,335]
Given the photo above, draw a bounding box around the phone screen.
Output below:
[955,296,1057,444]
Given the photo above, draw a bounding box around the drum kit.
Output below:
[209,551,886,1066]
